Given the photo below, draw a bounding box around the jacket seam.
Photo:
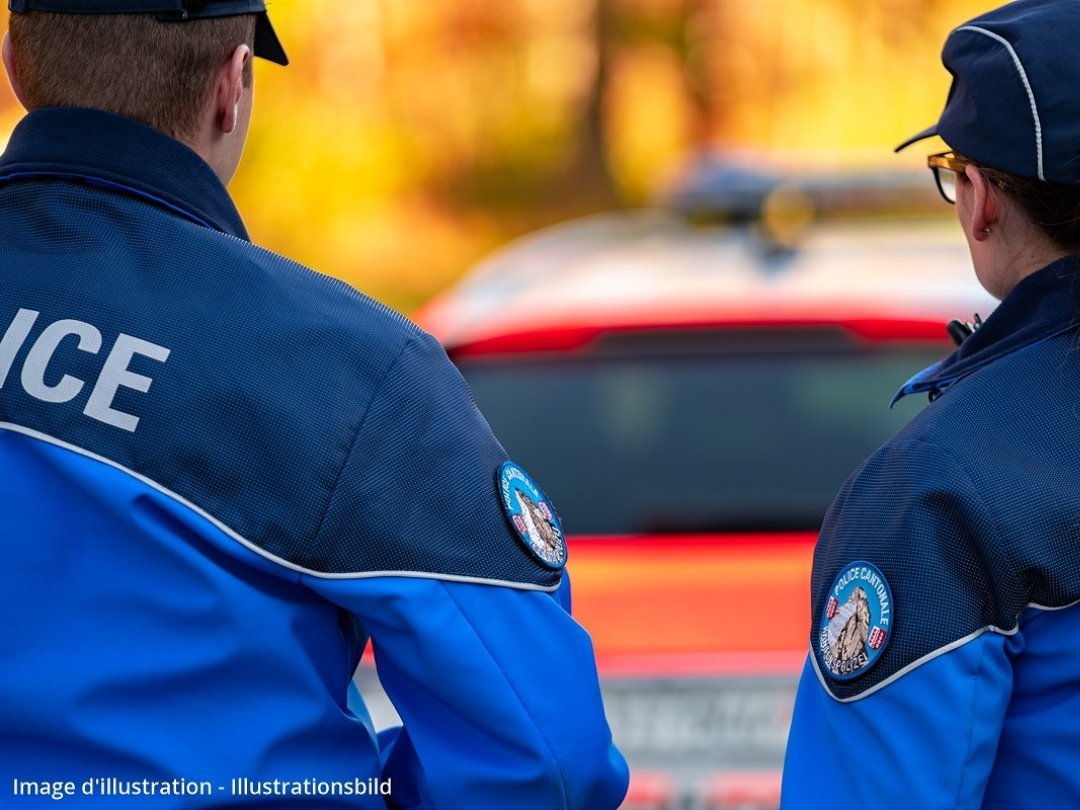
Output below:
[310,333,418,552]
[914,435,1021,606]
[951,634,987,809]
[439,579,571,809]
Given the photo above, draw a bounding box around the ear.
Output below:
[214,43,251,135]
[2,33,28,111]
[963,164,998,242]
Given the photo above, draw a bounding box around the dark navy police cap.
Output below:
[895,0,1080,184]
[8,0,288,66]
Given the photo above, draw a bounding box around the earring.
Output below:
[977,227,991,241]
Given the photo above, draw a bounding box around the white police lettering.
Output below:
[0,308,38,386]
[22,318,103,403]
[84,334,171,431]
[0,308,170,432]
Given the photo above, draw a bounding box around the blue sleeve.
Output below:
[782,434,1025,807]
[302,573,628,810]
[782,636,1013,809]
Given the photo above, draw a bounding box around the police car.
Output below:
[381,162,996,809]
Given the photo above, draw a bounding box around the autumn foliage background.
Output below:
[0,1,994,313]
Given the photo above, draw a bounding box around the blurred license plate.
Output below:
[601,676,796,768]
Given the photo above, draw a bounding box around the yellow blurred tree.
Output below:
[0,1,992,312]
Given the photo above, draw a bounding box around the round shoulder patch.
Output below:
[819,561,894,681]
[496,461,567,569]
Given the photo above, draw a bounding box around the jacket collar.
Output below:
[0,107,249,241]
[893,255,1080,404]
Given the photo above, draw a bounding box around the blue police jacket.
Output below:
[0,108,628,809]
[782,255,1080,808]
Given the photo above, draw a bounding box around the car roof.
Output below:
[418,208,997,354]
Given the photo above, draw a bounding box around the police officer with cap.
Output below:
[782,1,1080,807]
[0,3,628,808]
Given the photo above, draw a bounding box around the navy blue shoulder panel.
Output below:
[811,329,1080,699]
[0,179,558,588]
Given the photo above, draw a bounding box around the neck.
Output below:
[182,131,236,186]
[972,208,1068,300]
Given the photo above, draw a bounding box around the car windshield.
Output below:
[458,333,946,535]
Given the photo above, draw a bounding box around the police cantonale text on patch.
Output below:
[497,461,567,569]
[819,561,893,680]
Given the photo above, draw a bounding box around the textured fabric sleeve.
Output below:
[311,330,562,588]
[302,573,629,810]
[806,437,1024,700]
[782,638,1014,810]
[781,435,1025,808]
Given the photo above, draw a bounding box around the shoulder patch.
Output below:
[497,461,567,569]
[819,561,894,680]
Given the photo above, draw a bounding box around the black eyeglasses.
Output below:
[927,152,973,204]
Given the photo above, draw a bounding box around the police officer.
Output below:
[0,3,628,808]
[782,2,1080,807]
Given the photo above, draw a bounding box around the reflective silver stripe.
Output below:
[957,25,1044,181]
[0,422,560,592]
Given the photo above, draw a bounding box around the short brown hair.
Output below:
[8,11,255,141]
